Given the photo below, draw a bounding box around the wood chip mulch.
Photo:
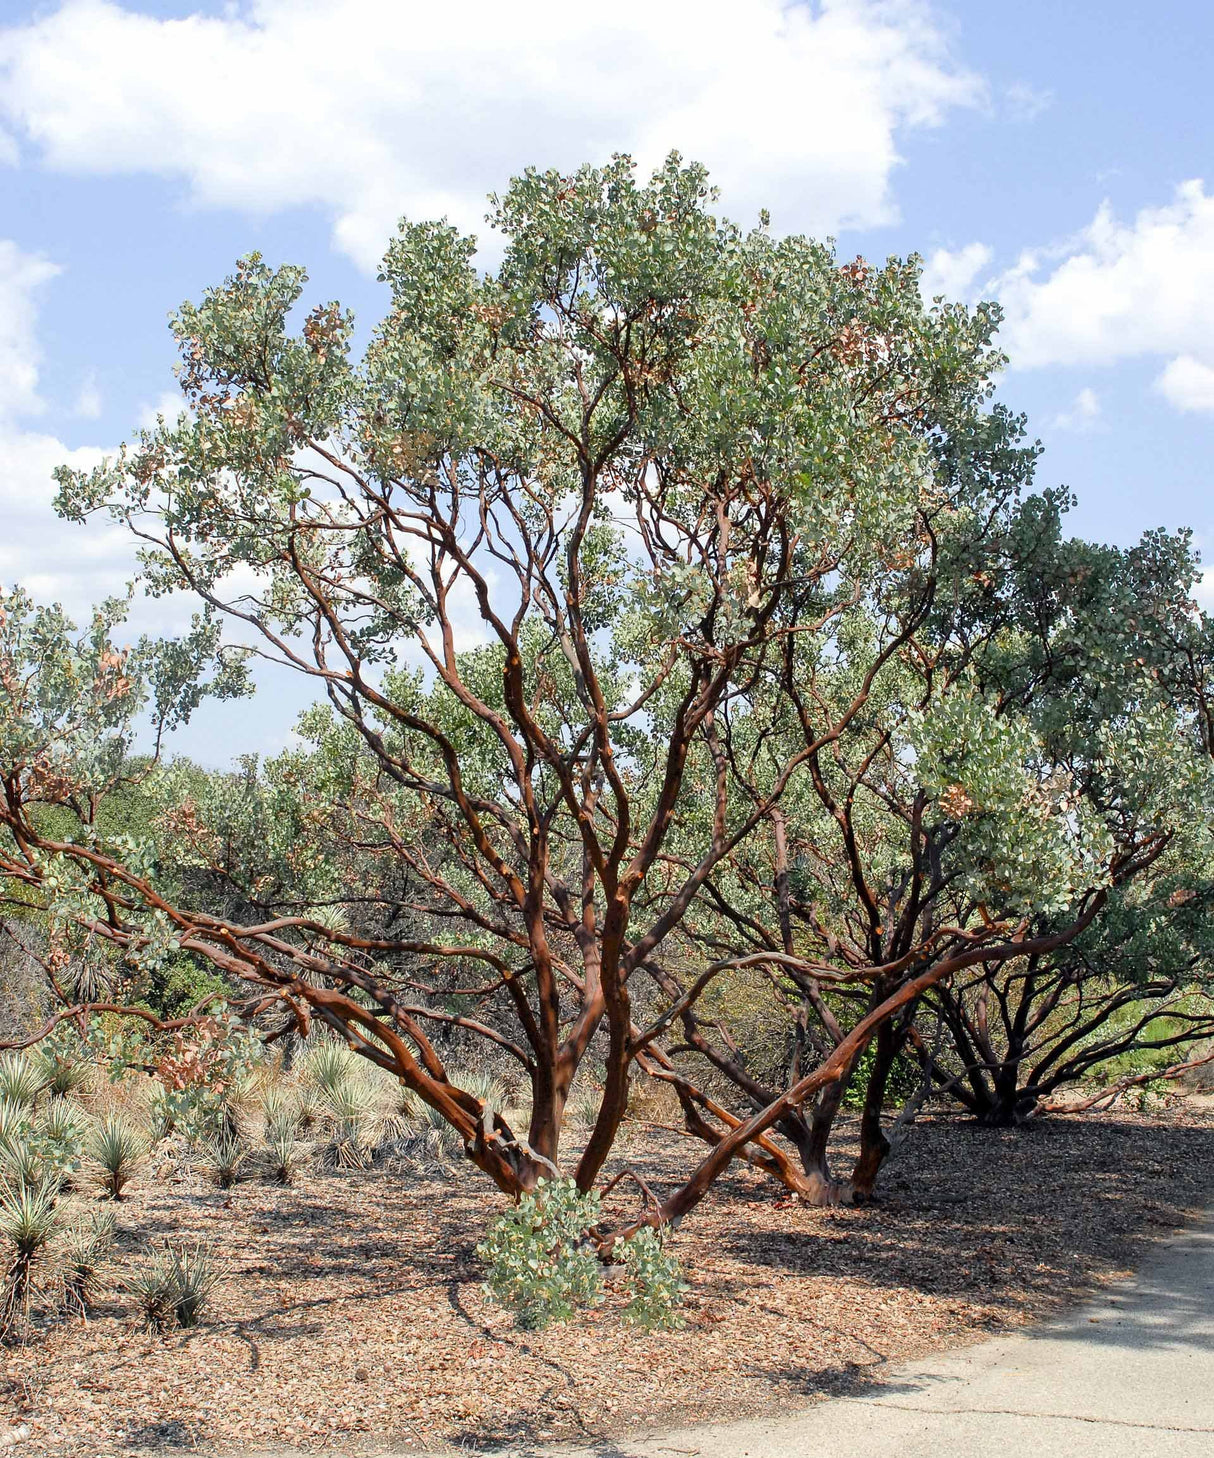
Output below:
[6,1102,1214,1456]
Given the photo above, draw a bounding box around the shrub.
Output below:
[33,1100,87,1188]
[0,1179,60,1336]
[618,1226,688,1330]
[318,1072,383,1170]
[389,1099,463,1177]
[199,1130,248,1188]
[258,1082,297,1132]
[126,1239,221,1332]
[0,1123,42,1194]
[86,1114,146,1200]
[0,1052,46,1109]
[302,1041,360,1098]
[60,1207,116,1314]
[478,1177,604,1330]
[31,1032,94,1099]
[263,1118,300,1185]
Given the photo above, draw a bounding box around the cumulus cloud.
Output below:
[1048,386,1101,432]
[0,238,140,619]
[993,180,1214,412]
[0,238,60,416]
[0,0,982,270]
[1156,355,1214,414]
[919,240,992,304]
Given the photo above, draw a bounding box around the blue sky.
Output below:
[1,0,1212,761]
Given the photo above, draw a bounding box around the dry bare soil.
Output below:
[7,1104,1214,1456]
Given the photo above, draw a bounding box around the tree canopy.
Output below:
[3,154,1214,1224]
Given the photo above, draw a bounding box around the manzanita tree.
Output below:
[638,492,1214,1201]
[1,155,1211,1225]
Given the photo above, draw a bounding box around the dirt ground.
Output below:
[6,1102,1214,1456]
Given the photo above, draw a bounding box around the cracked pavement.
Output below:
[495,1206,1214,1458]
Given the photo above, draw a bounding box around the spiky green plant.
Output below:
[258,1082,297,1132]
[86,1114,146,1200]
[166,1240,221,1327]
[199,1130,248,1189]
[316,1070,384,1170]
[396,1099,464,1177]
[0,1179,60,1336]
[126,1239,221,1332]
[0,1128,43,1194]
[0,1099,26,1144]
[31,1043,93,1099]
[447,1065,508,1116]
[60,1207,116,1314]
[0,1053,46,1109]
[566,1081,603,1132]
[302,1041,361,1098]
[124,1251,177,1333]
[263,1120,300,1185]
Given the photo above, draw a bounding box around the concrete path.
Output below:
[491,1208,1214,1458]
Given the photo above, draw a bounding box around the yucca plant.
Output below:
[263,1116,300,1186]
[167,1240,221,1327]
[198,1130,248,1189]
[126,1239,221,1332]
[258,1082,297,1132]
[0,1179,60,1337]
[32,1043,93,1100]
[0,1128,43,1194]
[60,1207,116,1314]
[294,1082,325,1133]
[396,1099,464,1177]
[447,1064,508,1118]
[124,1250,177,1333]
[86,1114,146,1200]
[0,1098,26,1143]
[0,1053,46,1110]
[566,1081,603,1132]
[302,1041,361,1098]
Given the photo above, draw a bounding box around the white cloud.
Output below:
[1049,386,1101,432]
[919,240,992,303]
[1156,355,1214,414]
[1004,81,1052,123]
[0,0,982,270]
[994,180,1214,412]
[74,370,102,419]
[137,391,188,431]
[0,238,141,620]
[0,238,60,416]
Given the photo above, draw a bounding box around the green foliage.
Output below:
[60,1206,116,1313]
[31,1098,87,1186]
[86,1113,146,1200]
[0,1092,83,1193]
[199,1130,248,1188]
[478,1177,605,1329]
[126,1238,221,1332]
[5,149,1214,1214]
[263,1118,300,1185]
[31,1029,94,1098]
[0,1178,60,1335]
[619,1226,689,1330]
[0,1052,46,1108]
